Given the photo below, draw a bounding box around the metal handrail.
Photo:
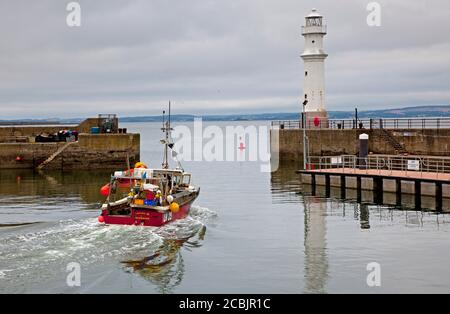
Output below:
[306,155,450,177]
[271,117,450,130]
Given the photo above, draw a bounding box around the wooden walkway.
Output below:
[304,168,450,182]
[297,168,450,211]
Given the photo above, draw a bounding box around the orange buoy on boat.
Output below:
[100,184,110,197]
[98,215,105,223]
[169,202,180,213]
[134,162,148,168]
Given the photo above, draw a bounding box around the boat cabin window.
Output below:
[182,174,191,186]
[172,174,182,186]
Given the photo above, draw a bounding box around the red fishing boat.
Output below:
[98,103,200,227]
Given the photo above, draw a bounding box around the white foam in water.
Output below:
[0,269,14,279]
[189,205,218,222]
[0,205,217,289]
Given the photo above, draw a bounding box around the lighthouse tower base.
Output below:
[303,110,329,129]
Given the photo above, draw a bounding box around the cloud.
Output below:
[0,0,449,118]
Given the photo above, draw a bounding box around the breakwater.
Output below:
[271,118,450,161]
[0,117,140,170]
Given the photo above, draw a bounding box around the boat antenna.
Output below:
[162,109,165,129]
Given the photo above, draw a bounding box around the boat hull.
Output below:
[101,194,198,227]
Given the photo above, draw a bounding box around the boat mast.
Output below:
[161,101,172,169]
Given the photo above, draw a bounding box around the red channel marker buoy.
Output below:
[238,136,246,150]
[313,116,320,127]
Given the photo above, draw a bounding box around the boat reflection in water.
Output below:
[121,224,207,294]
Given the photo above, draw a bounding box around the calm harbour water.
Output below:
[1,121,450,294]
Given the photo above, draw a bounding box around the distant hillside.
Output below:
[340,105,450,119]
[1,105,450,125]
[119,105,450,122]
[119,112,300,122]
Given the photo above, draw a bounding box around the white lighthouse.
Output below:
[301,8,328,125]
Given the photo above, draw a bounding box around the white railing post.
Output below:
[420,157,423,178]
[376,156,379,174]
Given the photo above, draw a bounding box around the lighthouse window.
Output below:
[312,40,315,44]
[305,71,308,76]
[306,17,322,27]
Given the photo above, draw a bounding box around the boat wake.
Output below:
[0,205,217,292]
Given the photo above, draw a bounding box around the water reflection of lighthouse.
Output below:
[303,196,329,293]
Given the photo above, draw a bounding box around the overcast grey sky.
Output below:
[1,0,449,118]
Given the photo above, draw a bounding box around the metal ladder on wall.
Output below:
[378,128,408,155]
[36,142,74,170]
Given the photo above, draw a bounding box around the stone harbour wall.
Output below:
[0,133,140,170]
[272,128,450,161]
